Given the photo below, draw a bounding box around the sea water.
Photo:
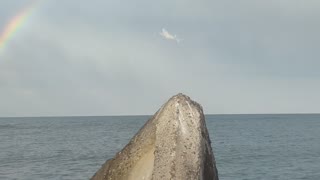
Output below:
[0,114,319,180]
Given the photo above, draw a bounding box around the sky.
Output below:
[0,0,319,116]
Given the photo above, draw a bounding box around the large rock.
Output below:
[91,93,219,180]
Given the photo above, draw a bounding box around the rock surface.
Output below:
[91,93,219,180]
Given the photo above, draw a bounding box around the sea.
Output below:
[0,114,319,180]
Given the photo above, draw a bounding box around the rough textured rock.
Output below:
[91,93,219,180]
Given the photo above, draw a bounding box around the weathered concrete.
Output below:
[91,93,219,180]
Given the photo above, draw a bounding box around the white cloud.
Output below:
[159,28,182,43]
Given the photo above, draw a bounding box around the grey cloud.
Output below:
[0,0,319,116]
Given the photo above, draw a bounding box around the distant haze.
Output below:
[0,0,319,116]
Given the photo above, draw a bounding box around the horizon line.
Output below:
[1,112,320,118]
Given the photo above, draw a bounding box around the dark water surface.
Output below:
[0,114,319,180]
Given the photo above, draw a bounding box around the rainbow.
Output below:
[0,3,37,52]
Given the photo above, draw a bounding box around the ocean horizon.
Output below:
[1,112,320,118]
[1,114,319,179]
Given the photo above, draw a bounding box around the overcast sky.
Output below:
[0,0,319,116]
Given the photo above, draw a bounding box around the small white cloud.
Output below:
[159,28,182,43]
